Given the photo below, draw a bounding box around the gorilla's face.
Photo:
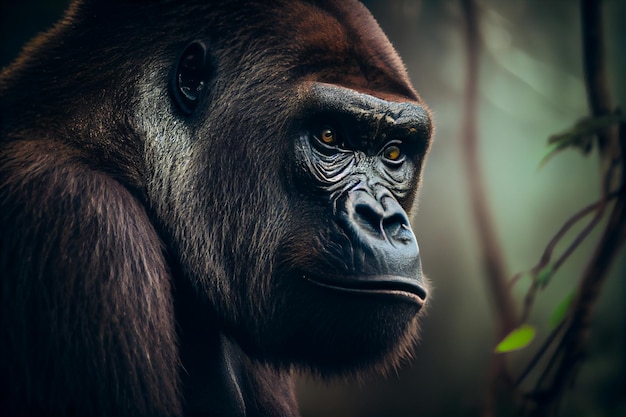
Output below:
[268,82,431,374]
[147,0,432,376]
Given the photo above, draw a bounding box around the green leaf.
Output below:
[536,265,554,289]
[550,291,574,329]
[540,141,570,168]
[494,324,536,353]
[539,112,625,167]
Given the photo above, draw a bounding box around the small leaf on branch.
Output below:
[550,291,574,329]
[495,324,536,353]
[539,112,625,167]
[536,265,554,289]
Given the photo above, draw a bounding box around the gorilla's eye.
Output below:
[171,40,212,115]
[383,144,402,162]
[320,128,337,145]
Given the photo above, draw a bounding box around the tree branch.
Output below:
[459,0,516,339]
[581,0,614,155]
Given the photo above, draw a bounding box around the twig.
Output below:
[537,186,617,273]
[513,318,568,388]
[519,187,620,323]
[550,162,618,272]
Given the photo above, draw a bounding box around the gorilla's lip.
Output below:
[305,274,427,304]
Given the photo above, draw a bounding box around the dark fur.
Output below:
[0,1,432,416]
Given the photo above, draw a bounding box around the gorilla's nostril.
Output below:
[354,202,384,235]
[382,213,410,240]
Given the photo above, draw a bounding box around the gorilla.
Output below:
[0,0,432,416]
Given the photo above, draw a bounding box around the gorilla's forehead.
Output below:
[191,0,419,102]
[281,1,418,101]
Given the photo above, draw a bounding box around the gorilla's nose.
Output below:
[352,192,413,245]
[339,189,421,278]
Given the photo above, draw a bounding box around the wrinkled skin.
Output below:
[0,1,432,416]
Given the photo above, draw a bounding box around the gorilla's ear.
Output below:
[171,41,213,114]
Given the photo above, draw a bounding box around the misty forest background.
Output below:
[1,1,624,416]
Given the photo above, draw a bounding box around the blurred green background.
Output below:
[2,1,624,416]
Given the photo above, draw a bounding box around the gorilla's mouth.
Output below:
[305,274,427,305]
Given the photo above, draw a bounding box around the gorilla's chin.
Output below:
[240,274,425,376]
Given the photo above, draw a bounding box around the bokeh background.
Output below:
[2,1,624,416]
